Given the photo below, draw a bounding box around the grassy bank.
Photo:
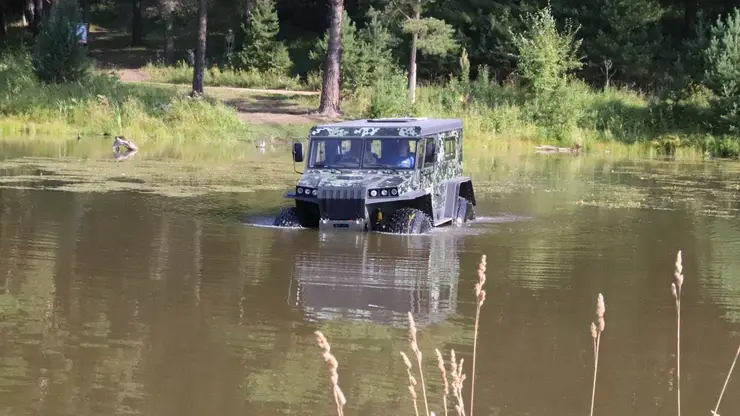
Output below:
[0,43,732,161]
[0,47,312,148]
[142,61,321,91]
[137,62,737,159]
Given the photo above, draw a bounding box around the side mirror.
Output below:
[293,142,304,163]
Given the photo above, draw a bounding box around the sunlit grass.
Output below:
[142,62,311,91]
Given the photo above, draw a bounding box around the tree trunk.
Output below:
[191,0,207,96]
[684,0,698,34]
[23,0,34,30]
[0,5,7,38]
[408,2,421,104]
[32,0,42,35]
[163,6,175,64]
[131,0,143,46]
[81,0,89,22]
[316,0,343,117]
[43,0,53,18]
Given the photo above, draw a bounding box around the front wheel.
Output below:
[273,205,318,228]
[454,196,475,224]
[382,207,433,234]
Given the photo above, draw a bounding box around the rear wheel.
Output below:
[382,207,433,234]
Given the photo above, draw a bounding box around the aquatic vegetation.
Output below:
[0,154,299,198]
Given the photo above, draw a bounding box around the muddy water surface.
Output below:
[1,139,740,416]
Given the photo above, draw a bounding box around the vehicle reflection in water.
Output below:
[288,230,462,328]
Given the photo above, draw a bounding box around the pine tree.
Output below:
[32,0,91,83]
[381,0,458,103]
[237,0,292,73]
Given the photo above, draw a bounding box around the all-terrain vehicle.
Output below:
[273,117,476,234]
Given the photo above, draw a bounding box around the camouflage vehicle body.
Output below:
[275,118,476,233]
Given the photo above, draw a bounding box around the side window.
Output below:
[444,135,456,160]
[311,140,327,166]
[416,139,426,169]
[423,139,436,169]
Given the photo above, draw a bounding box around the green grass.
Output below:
[0,47,313,148]
[133,59,735,159]
[1,36,733,161]
[142,62,316,91]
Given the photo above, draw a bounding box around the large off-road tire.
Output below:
[454,196,475,224]
[383,207,433,234]
[273,206,318,228]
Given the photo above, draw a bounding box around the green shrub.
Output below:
[32,0,91,83]
[509,5,583,96]
[509,5,585,141]
[364,66,410,118]
[0,47,36,96]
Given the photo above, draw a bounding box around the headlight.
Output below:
[368,187,399,198]
[296,186,316,196]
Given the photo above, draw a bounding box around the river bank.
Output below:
[0,46,722,162]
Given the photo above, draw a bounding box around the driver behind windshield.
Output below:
[379,140,415,168]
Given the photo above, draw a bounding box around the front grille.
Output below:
[319,187,365,220]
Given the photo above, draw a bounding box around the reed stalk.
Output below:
[315,331,346,416]
[450,349,467,416]
[408,312,431,416]
[470,255,487,416]
[590,293,605,416]
[710,343,740,416]
[401,351,421,416]
[672,250,684,416]
[435,348,450,416]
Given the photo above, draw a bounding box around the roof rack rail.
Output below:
[365,117,428,123]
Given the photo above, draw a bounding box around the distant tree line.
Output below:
[4,0,740,121]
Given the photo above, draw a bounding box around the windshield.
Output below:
[308,138,418,169]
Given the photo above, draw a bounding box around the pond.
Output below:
[1,138,740,416]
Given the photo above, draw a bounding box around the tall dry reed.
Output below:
[671,250,684,416]
[450,349,467,416]
[406,312,431,416]
[590,293,606,416]
[435,348,450,416]
[470,255,487,416]
[401,351,421,416]
[315,331,347,416]
[710,343,740,416]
